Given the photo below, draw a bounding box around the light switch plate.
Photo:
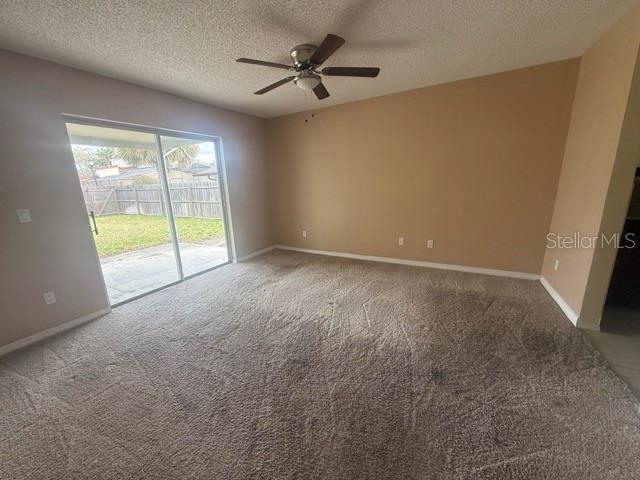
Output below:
[427,239,434,249]
[16,209,32,223]
[398,237,405,246]
[302,230,307,238]
[43,291,57,305]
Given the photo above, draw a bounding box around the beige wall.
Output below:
[541,3,640,330]
[267,60,579,274]
[0,49,271,348]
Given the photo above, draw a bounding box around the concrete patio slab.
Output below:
[100,243,228,304]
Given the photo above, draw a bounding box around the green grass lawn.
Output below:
[93,214,225,257]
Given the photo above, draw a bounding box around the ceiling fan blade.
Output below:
[237,58,293,70]
[309,34,345,66]
[321,67,380,77]
[313,82,330,100]
[254,76,296,95]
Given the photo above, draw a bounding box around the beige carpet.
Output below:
[1,250,639,479]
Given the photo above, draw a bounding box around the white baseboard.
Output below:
[540,277,579,325]
[274,245,541,280]
[0,308,111,357]
[235,245,276,262]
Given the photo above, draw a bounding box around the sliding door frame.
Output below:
[62,114,235,305]
[154,134,185,279]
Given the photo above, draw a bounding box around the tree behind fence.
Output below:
[82,181,223,219]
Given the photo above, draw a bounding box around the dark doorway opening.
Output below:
[602,167,640,334]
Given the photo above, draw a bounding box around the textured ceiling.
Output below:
[0,0,636,118]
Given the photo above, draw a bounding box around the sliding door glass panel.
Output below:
[159,135,229,277]
[66,123,180,304]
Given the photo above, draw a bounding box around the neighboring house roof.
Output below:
[179,163,217,177]
[104,166,158,180]
[89,164,219,183]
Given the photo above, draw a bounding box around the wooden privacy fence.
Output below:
[82,181,223,218]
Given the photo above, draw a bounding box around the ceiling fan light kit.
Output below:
[236,34,380,100]
[294,72,321,90]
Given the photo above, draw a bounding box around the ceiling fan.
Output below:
[236,34,380,100]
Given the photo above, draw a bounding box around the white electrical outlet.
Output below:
[554,259,560,271]
[16,209,32,223]
[302,230,307,238]
[427,239,434,249]
[398,237,405,246]
[43,291,57,305]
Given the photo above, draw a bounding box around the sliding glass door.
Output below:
[65,121,230,305]
[160,135,229,277]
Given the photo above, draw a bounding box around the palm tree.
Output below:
[116,144,198,168]
[117,147,156,167]
[165,144,198,168]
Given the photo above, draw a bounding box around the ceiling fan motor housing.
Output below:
[291,45,321,91]
[290,44,317,68]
